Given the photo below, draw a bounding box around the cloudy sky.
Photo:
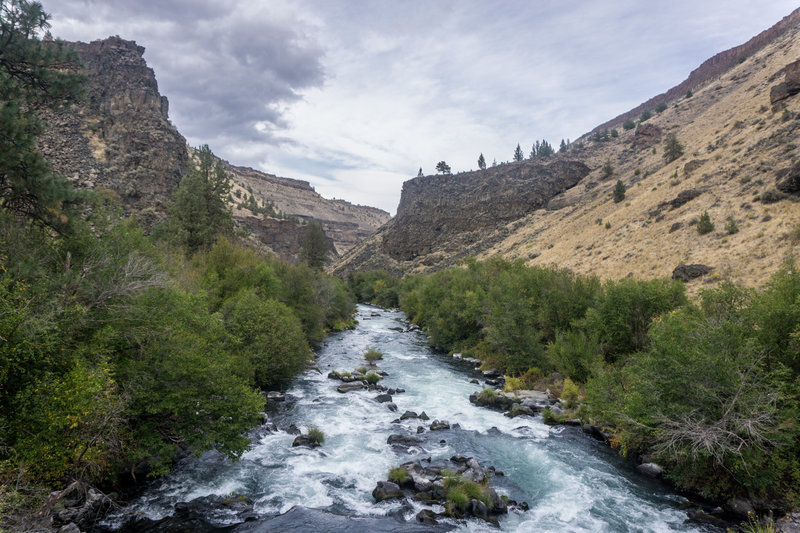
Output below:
[50,1,798,214]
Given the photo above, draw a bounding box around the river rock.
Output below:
[470,379,479,384]
[58,524,80,533]
[451,454,471,464]
[429,419,450,431]
[471,499,489,518]
[636,462,664,478]
[724,498,755,517]
[400,410,418,420]
[292,435,321,448]
[482,369,501,378]
[505,404,535,418]
[386,402,398,412]
[419,411,430,421]
[374,393,392,403]
[265,391,285,402]
[337,382,365,393]
[372,481,403,502]
[395,388,405,393]
[387,434,422,446]
[416,509,438,524]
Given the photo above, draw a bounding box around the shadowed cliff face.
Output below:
[38,37,189,229]
[382,159,590,261]
[36,36,388,260]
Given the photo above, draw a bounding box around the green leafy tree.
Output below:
[613,180,626,203]
[663,133,684,163]
[513,144,524,162]
[0,0,87,230]
[166,145,233,251]
[477,153,486,170]
[300,220,329,269]
[435,161,451,175]
[623,119,636,130]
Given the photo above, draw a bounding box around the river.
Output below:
[101,305,717,532]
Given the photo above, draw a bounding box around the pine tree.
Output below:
[417,167,423,177]
[477,153,486,170]
[559,139,567,153]
[0,0,87,230]
[513,144,524,162]
[435,161,451,175]
[167,145,233,251]
[300,220,328,269]
[529,143,537,159]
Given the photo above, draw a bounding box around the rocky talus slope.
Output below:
[335,14,800,291]
[37,36,388,259]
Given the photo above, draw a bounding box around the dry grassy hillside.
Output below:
[482,26,800,292]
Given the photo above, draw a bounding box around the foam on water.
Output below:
[106,305,712,532]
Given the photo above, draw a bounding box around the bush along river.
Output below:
[97,305,724,532]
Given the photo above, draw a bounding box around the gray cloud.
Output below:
[48,0,800,214]
[51,0,325,147]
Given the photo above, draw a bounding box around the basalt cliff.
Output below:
[37,36,389,261]
[335,9,800,291]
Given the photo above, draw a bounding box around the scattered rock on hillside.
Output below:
[632,123,663,148]
[776,161,800,195]
[672,264,714,282]
[770,59,800,107]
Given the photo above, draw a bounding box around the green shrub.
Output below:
[364,347,383,364]
[640,109,652,122]
[663,133,684,163]
[697,211,714,235]
[560,378,580,409]
[388,467,408,484]
[477,388,498,404]
[725,218,739,235]
[443,471,491,513]
[623,119,636,130]
[613,180,626,203]
[655,102,668,113]
[364,372,381,385]
[603,160,614,178]
[307,426,325,445]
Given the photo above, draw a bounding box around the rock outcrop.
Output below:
[36,36,387,259]
[382,159,590,262]
[37,36,188,228]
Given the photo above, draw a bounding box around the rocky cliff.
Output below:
[37,36,188,228]
[224,162,390,257]
[383,159,590,261]
[36,36,388,259]
[336,13,800,291]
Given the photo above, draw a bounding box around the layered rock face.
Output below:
[382,159,590,261]
[224,162,390,257]
[36,36,388,259]
[38,37,188,228]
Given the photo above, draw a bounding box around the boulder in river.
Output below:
[429,419,450,431]
[292,435,321,448]
[637,463,664,478]
[337,382,365,393]
[387,434,422,447]
[400,410,419,420]
[374,393,392,403]
[386,402,398,412]
[372,481,403,502]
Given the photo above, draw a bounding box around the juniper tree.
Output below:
[300,220,328,269]
[613,180,626,203]
[435,161,451,175]
[663,133,684,163]
[513,144,524,162]
[477,153,486,170]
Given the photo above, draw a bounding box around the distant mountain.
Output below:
[36,36,389,261]
[335,10,800,291]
